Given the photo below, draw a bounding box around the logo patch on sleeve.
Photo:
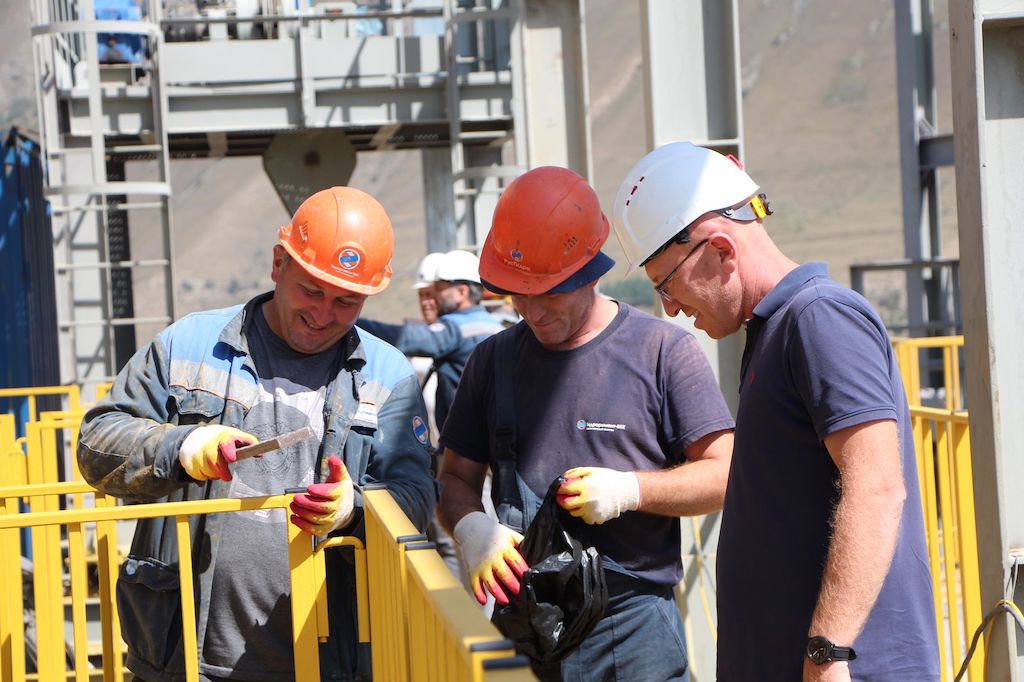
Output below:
[412,416,430,444]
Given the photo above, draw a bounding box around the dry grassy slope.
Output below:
[3,0,960,329]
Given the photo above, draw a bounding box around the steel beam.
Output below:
[638,2,743,679]
[949,1,1024,678]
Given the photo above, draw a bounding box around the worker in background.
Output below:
[358,248,505,577]
[77,187,437,682]
[612,142,939,681]
[438,166,735,681]
[408,251,445,435]
[413,251,445,325]
[358,248,505,434]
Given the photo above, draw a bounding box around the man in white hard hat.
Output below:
[412,251,444,325]
[612,142,939,681]
[359,249,505,432]
[359,250,506,578]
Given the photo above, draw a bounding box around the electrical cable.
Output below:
[953,561,1024,682]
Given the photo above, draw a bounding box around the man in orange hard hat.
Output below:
[437,166,735,680]
[78,186,437,682]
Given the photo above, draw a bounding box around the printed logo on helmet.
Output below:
[338,248,361,270]
[510,241,523,261]
[412,416,429,444]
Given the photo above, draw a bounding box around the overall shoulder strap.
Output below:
[491,329,524,533]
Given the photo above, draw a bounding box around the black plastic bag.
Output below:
[492,476,608,664]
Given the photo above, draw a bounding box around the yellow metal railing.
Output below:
[0,386,82,424]
[893,336,981,681]
[892,335,965,410]
[0,400,532,681]
[363,488,529,682]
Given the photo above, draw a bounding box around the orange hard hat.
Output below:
[278,186,394,295]
[479,167,613,295]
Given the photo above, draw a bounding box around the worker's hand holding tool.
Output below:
[557,466,640,525]
[178,425,257,482]
[289,456,355,537]
[453,511,529,606]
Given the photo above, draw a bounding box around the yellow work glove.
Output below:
[289,456,355,537]
[453,511,529,606]
[178,425,257,482]
[557,466,640,525]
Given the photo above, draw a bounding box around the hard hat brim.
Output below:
[481,251,615,296]
[280,238,391,296]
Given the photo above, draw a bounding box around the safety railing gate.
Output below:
[893,336,982,681]
[0,409,532,681]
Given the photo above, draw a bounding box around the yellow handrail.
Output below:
[893,337,981,681]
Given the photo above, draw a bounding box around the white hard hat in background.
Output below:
[435,249,481,284]
[412,251,445,289]
[612,142,761,275]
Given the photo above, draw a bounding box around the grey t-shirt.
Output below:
[200,304,339,680]
[440,302,735,585]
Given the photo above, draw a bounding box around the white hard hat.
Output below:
[412,252,445,289]
[435,249,481,284]
[612,142,762,275]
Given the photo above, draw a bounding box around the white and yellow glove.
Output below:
[178,425,257,482]
[289,456,356,537]
[557,466,640,525]
[453,511,529,606]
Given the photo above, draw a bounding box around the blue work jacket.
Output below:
[358,305,505,429]
[77,292,437,682]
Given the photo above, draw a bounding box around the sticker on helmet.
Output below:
[412,416,429,444]
[510,240,523,262]
[338,248,361,270]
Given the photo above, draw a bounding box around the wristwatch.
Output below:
[805,636,857,664]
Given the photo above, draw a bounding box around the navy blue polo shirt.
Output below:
[716,263,939,681]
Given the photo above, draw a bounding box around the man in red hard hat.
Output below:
[438,166,735,680]
[78,186,437,682]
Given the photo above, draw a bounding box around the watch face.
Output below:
[807,636,832,664]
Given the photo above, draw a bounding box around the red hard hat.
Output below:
[479,167,611,295]
[278,186,394,295]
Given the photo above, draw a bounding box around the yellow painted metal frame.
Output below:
[2,395,531,681]
[893,336,982,681]
[2,479,533,681]
[0,485,324,682]
[0,386,82,424]
[362,489,532,682]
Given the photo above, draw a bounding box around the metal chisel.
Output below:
[234,426,316,461]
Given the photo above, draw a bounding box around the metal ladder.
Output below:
[30,0,176,385]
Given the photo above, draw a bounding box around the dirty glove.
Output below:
[289,456,355,537]
[178,425,257,482]
[453,511,528,606]
[557,466,640,525]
